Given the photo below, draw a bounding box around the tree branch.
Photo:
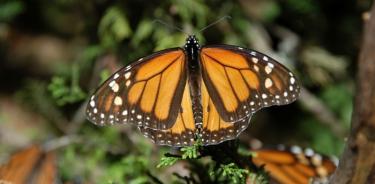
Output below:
[329,3,375,184]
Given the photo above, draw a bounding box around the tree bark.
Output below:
[329,3,375,184]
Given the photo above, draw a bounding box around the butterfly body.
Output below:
[185,36,204,132]
[86,35,300,147]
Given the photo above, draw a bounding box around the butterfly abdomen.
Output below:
[185,35,204,134]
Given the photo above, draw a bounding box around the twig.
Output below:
[329,3,375,184]
[43,134,82,152]
[146,171,164,184]
[172,172,192,184]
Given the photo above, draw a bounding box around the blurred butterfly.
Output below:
[249,145,337,184]
[0,145,57,184]
[86,35,300,146]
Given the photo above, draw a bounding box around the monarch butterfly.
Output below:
[86,35,300,146]
[250,145,337,184]
[0,145,57,184]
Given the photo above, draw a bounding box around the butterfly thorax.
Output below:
[184,35,200,69]
[185,35,204,134]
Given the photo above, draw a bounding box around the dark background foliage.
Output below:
[0,0,371,183]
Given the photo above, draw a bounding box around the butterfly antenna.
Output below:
[198,15,232,33]
[152,19,190,35]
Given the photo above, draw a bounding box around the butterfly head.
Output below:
[184,35,200,50]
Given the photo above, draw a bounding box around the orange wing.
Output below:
[0,145,42,183]
[138,82,196,146]
[200,46,300,122]
[86,48,187,130]
[201,80,249,145]
[33,151,57,184]
[251,146,337,184]
[0,145,57,184]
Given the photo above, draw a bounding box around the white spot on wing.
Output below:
[263,56,268,61]
[304,148,314,157]
[291,145,302,154]
[253,65,259,72]
[267,63,274,68]
[90,100,95,107]
[113,73,119,79]
[111,83,119,92]
[114,96,123,105]
[109,81,115,87]
[265,78,273,88]
[290,77,295,84]
[124,72,131,79]
[265,65,272,74]
[126,80,131,87]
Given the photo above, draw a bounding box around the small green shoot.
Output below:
[48,76,86,106]
[157,157,180,168]
[157,140,202,168]
[211,163,249,184]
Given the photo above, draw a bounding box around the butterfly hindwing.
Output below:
[200,45,300,122]
[138,82,196,147]
[201,79,249,145]
[86,48,187,130]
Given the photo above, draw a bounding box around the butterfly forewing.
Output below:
[86,48,187,130]
[200,45,300,123]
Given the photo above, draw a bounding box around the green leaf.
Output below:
[0,1,24,22]
[131,19,153,47]
[218,163,249,183]
[237,146,255,157]
[181,139,202,159]
[100,69,111,84]
[157,156,180,168]
[98,6,132,48]
[48,64,86,105]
